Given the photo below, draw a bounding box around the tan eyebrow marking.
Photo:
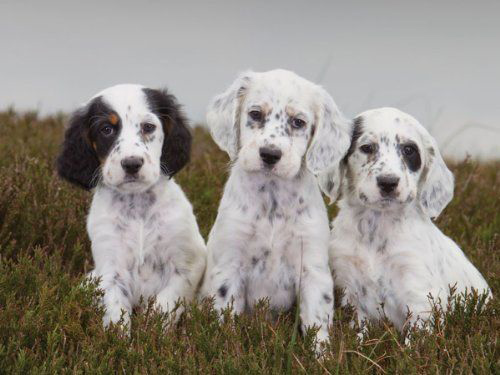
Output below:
[109,113,119,125]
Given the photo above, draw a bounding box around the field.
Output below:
[0,110,498,373]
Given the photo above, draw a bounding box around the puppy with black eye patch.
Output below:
[319,107,491,335]
[57,84,206,328]
[201,69,352,354]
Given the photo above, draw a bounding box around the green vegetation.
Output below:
[0,110,498,373]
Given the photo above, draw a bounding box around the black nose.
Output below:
[121,157,144,174]
[259,147,282,166]
[377,175,400,195]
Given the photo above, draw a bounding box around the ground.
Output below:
[0,110,498,374]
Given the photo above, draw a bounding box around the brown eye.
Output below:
[403,144,416,156]
[142,122,156,134]
[291,118,306,129]
[360,144,375,154]
[100,125,115,137]
[249,110,263,122]
[401,143,421,171]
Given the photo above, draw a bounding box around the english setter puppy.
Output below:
[57,84,206,328]
[202,69,351,349]
[321,107,491,332]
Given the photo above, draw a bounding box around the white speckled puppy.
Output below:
[202,69,351,348]
[57,84,206,328]
[321,107,491,332]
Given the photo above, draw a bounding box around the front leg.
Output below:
[299,263,334,353]
[203,259,246,316]
[155,273,188,324]
[90,269,133,328]
[404,292,439,331]
[203,220,249,316]
[340,289,370,340]
[155,243,207,323]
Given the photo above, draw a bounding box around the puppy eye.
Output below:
[100,125,115,137]
[360,144,375,154]
[403,144,417,156]
[291,118,306,129]
[249,110,263,122]
[142,122,156,134]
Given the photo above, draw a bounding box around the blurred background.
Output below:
[1,0,498,159]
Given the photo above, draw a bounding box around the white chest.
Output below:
[87,186,184,297]
[223,176,327,309]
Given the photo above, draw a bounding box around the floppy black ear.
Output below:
[143,88,192,176]
[56,105,100,190]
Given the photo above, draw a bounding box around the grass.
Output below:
[0,109,498,374]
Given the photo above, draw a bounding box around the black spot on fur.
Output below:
[323,293,332,304]
[56,96,121,190]
[377,238,388,253]
[269,191,278,222]
[361,286,367,296]
[344,116,364,161]
[112,190,157,218]
[326,180,334,193]
[218,285,228,298]
[143,88,192,176]
[113,273,130,298]
[120,287,129,298]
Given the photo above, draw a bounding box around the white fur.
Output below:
[89,177,206,327]
[82,85,206,327]
[325,107,491,332]
[94,84,165,194]
[202,69,351,350]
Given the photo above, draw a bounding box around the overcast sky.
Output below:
[1,0,499,159]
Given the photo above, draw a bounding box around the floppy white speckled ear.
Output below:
[317,164,346,204]
[206,71,254,160]
[306,87,351,202]
[419,130,454,219]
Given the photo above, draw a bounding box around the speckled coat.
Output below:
[57,84,206,328]
[324,108,491,332]
[88,176,206,327]
[201,69,352,349]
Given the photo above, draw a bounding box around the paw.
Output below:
[103,309,131,335]
[313,328,330,357]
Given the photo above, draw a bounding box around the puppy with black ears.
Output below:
[202,69,352,352]
[57,84,206,328]
[320,107,491,333]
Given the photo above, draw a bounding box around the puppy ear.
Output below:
[206,71,254,159]
[306,87,351,202]
[419,131,454,219]
[317,165,346,204]
[144,88,192,177]
[56,105,100,190]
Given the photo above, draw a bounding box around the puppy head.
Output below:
[57,84,191,193]
[207,69,350,179]
[337,107,453,217]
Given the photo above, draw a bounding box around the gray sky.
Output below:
[1,0,499,159]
